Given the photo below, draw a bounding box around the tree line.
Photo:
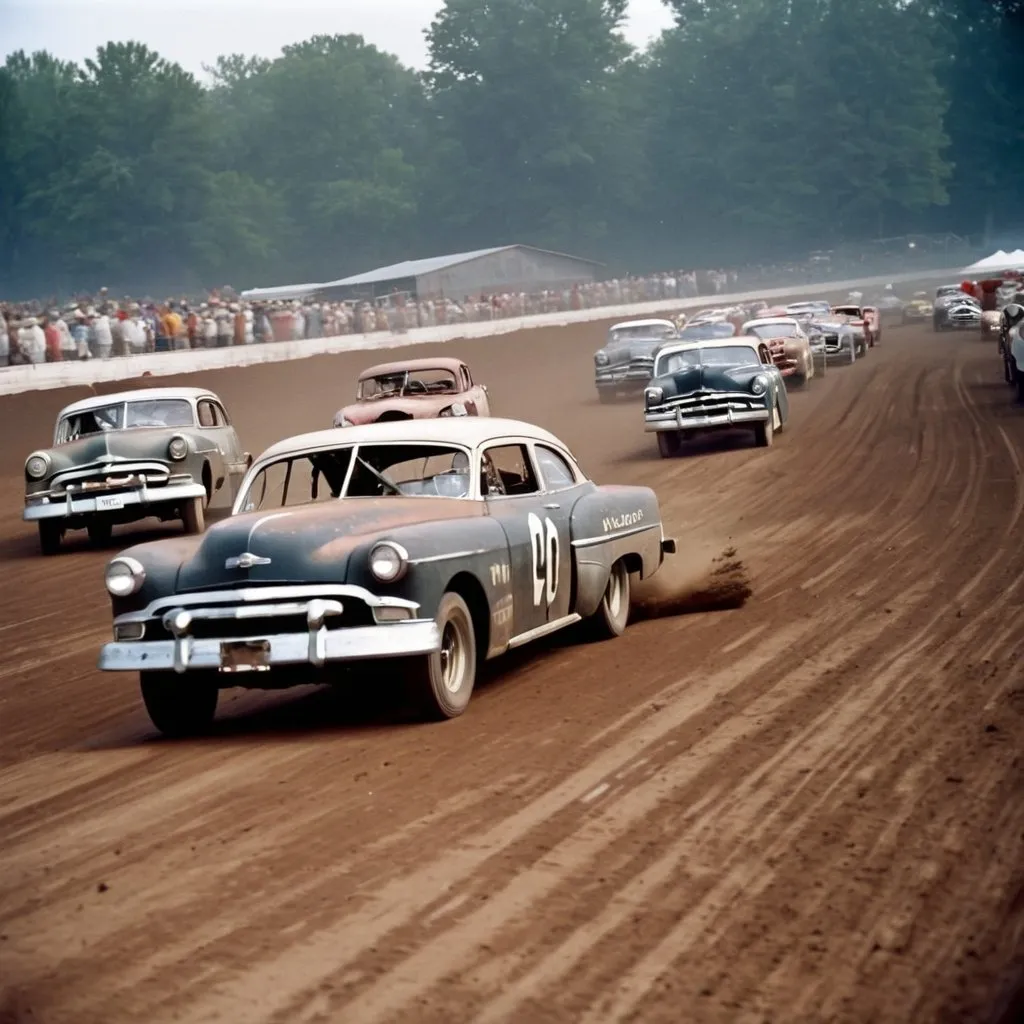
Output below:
[0,0,1020,297]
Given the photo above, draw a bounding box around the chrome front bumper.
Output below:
[24,481,206,522]
[595,370,652,388]
[99,620,441,673]
[644,407,769,432]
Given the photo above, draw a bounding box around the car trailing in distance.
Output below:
[333,357,490,427]
[643,338,789,457]
[23,387,250,555]
[741,316,816,388]
[98,417,676,736]
[593,318,679,402]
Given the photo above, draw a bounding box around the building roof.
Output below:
[58,387,217,417]
[254,417,568,464]
[321,244,604,289]
[239,282,324,301]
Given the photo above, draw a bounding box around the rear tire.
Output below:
[585,559,631,639]
[182,495,206,535]
[87,520,113,546]
[38,520,63,555]
[140,672,218,737]
[657,431,682,458]
[405,592,476,720]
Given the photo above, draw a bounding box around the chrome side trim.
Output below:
[408,548,489,565]
[507,613,581,649]
[572,522,661,549]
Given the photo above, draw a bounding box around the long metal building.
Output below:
[316,245,604,302]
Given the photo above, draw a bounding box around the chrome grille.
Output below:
[50,461,173,494]
[649,390,762,416]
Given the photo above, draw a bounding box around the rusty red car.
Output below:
[333,357,491,427]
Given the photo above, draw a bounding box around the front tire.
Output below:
[754,410,775,447]
[38,520,63,555]
[182,495,206,535]
[585,559,631,639]
[140,672,218,737]
[657,431,682,458]
[405,591,477,720]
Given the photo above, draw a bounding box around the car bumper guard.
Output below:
[644,407,769,432]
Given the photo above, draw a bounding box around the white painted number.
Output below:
[489,562,510,586]
[528,512,560,606]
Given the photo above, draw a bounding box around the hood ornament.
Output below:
[225,551,271,570]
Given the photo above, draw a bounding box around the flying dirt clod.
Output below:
[631,544,752,620]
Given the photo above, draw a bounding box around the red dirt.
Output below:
[1,314,1024,1024]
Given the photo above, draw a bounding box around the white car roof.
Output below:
[742,317,800,329]
[655,338,761,361]
[608,318,676,331]
[254,417,569,464]
[58,387,217,418]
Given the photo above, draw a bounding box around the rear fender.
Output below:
[569,485,667,618]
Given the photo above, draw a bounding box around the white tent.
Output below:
[961,249,1024,274]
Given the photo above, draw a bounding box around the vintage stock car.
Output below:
[23,387,250,555]
[643,338,790,456]
[933,292,981,331]
[334,357,490,426]
[902,292,932,323]
[593,318,679,401]
[831,304,881,347]
[806,316,863,364]
[98,417,676,735]
[741,316,815,386]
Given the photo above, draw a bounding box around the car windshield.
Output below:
[357,368,459,400]
[680,322,735,340]
[609,324,675,342]
[238,442,474,512]
[56,399,195,443]
[747,323,796,340]
[656,345,760,375]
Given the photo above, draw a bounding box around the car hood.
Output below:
[599,339,665,364]
[654,363,761,396]
[174,497,485,590]
[33,428,185,475]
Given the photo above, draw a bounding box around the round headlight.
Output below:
[167,436,188,461]
[25,452,50,480]
[595,352,609,366]
[105,557,146,597]
[751,375,768,395]
[369,541,408,583]
[645,386,663,406]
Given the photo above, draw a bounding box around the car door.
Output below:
[461,364,489,416]
[211,400,251,495]
[482,440,569,637]
[531,442,587,623]
[196,398,243,502]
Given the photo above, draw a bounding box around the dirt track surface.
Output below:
[2,316,1024,1024]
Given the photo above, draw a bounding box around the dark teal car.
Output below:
[642,338,790,457]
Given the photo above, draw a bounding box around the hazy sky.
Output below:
[1,0,676,76]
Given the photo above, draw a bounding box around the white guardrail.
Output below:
[0,267,962,395]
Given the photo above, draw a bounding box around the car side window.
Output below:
[535,445,577,491]
[198,400,216,428]
[461,366,472,390]
[212,401,230,426]
[760,345,773,365]
[481,443,540,498]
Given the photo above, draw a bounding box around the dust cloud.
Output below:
[631,538,752,620]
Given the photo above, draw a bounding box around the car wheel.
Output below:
[140,672,219,737]
[754,411,775,448]
[182,495,206,535]
[1016,368,1024,405]
[585,559,631,640]
[87,520,113,546]
[657,431,681,458]
[38,520,63,556]
[406,591,477,720]
[790,372,807,390]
